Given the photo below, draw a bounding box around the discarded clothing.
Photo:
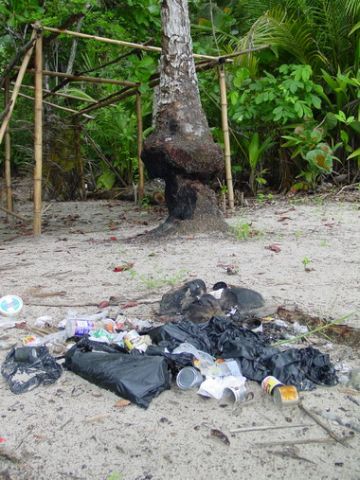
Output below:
[1,346,62,394]
[147,317,338,390]
[64,338,171,408]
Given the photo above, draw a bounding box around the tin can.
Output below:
[176,367,203,390]
[221,386,248,404]
[262,375,299,407]
[273,385,299,406]
[261,376,283,395]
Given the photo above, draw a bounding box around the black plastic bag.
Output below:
[147,317,338,390]
[1,346,62,394]
[64,338,171,408]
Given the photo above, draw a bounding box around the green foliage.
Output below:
[230,64,323,126]
[282,123,340,189]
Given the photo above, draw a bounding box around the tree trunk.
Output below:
[141,0,227,234]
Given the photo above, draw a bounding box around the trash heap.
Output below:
[0,282,340,409]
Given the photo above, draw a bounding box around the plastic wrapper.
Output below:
[1,346,62,394]
[147,317,338,390]
[64,338,171,408]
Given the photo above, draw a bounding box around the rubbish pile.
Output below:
[0,283,345,408]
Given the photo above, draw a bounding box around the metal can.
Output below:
[261,375,283,395]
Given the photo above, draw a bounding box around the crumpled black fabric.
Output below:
[64,338,171,408]
[147,317,338,390]
[1,346,62,394]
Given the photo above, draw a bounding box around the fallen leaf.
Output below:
[109,236,117,241]
[113,262,134,272]
[278,216,292,222]
[210,428,230,446]
[122,302,139,309]
[98,300,110,309]
[265,244,282,253]
[114,399,131,408]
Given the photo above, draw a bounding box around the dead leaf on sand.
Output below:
[114,399,131,408]
[210,428,230,446]
[265,244,282,253]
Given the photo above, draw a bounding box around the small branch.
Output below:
[230,424,313,434]
[299,403,349,447]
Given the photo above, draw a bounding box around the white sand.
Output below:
[0,192,359,480]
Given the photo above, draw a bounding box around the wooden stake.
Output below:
[0,30,36,144]
[41,26,218,61]
[4,78,12,212]
[136,92,144,202]
[33,27,43,236]
[218,64,234,210]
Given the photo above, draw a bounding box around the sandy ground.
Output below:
[0,185,359,480]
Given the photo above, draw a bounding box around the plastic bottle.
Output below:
[65,319,95,337]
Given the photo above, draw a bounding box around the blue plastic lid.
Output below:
[0,295,24,317]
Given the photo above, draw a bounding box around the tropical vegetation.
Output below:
[0,0,359,198]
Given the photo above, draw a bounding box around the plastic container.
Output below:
[262,375,299,407]
[65,319,95,337]
[123,330,148,352]
[176,367,203,390]
[0,295,23,317]
[14,347,38,363]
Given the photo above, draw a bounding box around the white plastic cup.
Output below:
[176,367,203,390]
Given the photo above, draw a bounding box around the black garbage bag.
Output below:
[1,346,62,394]
[147,317,338,390]
[64,338,171,408]
[147,320,213,353]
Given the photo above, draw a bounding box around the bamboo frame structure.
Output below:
[4,78,13,213]
[218,64,234,210]
[41,26,219,61]
[0,29,36,144]
[33,28,43,236]
[136,92,144,202]
[1,20,269,235]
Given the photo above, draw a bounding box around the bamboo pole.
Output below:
[16,83,97,103]
[41,26,219,61]
[4,88,94,118]
[218,64,234,210]
[0,30,36,144]
[0,205,27,222]
[217,45,269,61]
[76,86,137,116]
[33,28,43,236]
[78,61,220,117]
[136,92,144,202]
[4,78,13,212]
[18,68,140,87]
